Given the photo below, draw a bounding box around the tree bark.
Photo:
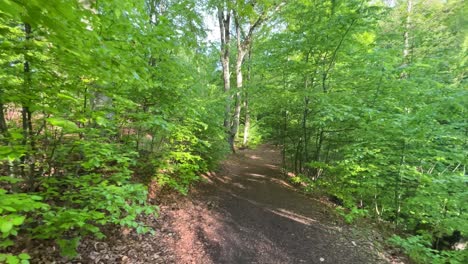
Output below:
[403,0,412,63]
[314,128,324,163]
[401,0,412,78]
[242,93,250,146]
[231,10,260,152]
[230,39,246,152]
[301,96,309,173]
[218,6,232,140]
[21,22,36,189]
[281,110,288,170]
[229,2,281,152]
[0,100,7,137]
[242,48,252,147]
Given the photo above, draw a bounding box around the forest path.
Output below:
[162,145,391,264]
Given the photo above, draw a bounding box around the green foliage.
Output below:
[252,0,466,262]
[337,207,369,224]
[0,188,48,248]
[1,0,465,262]
[56,237,81,258]
[288,174,315,193]
[0,252,30,264]
[0,188,46,263]
[0,0,228,261]
[155,151,202,195]
[389,235,468,264]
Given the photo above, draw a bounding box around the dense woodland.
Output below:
[0,0,466,263]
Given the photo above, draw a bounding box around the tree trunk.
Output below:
[401,0,412,78]
[281,110,288,171]
[242,48,252,147]
[230,6,270,152]
[218,6,232,140]
[403,0,412,62]
[230,14,248,153]
[314,128,324,162]
[294,138,302,175]
[394,141,406,230]
[21,22,36,189]
[301,51,311,174]
[230,44,246,152]
[301,96,309,173]
[242,94,250,146]
[0,101,7,137]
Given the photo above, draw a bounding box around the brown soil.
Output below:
[161,144,404,264]
[30,144,406,264]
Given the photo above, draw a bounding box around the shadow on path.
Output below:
[188,145,387,264]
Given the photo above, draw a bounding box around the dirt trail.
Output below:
[163,145,392,264]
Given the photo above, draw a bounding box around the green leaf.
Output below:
[18,253,30,260]
[0,239,14,248]
[0,177,23,184]
[57,237,80,258]
[57,93,79,103]
[6,254,19,264]
[47,117,79,131]
[0,0,23,18]
[0,221,13,233]
[12,216,25,226]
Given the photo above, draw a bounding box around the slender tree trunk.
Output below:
[218,7,231,138]
[281,110,288,172]
[242,48,252,147]
[294,138,302,175]
[403,0,412,61]
[0,101,7,137]
[401,0,412,78]
[230,50,244,152]
[301,97,309,173]
[230,14,249,153]
[243,94,250,146]
[394,141,406,230]
[232,90,241,136]
[230,6,269,152]
[314,128,324,163]
[301,51,311,174]
[21,23,36,189]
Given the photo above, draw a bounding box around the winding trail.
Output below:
[163,145,390,264]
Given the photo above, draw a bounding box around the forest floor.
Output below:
[32,145,407,264]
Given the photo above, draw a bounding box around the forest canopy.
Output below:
[0,0,466,263]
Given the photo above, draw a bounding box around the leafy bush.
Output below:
[0,253,31,264]
[0,0,226,261]
[389,235,467,264]
[337,207,369,224]
[33,140,158,257]
[0,184,48,263]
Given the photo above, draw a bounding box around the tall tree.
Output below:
[217,1,233,149]
[229,0,283,152]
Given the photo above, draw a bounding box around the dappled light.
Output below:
[182,146,386,263]
[247,173,267,178]
[232,182,246,189]
[248,155,262,160]
[0,0,464,263]
[265,164,279,169]
[267,208,317,225]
